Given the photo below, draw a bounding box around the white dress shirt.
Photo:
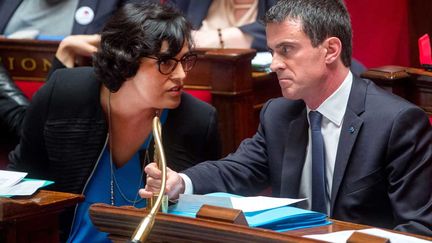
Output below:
[299,71,353,214]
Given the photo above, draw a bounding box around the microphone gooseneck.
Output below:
[129,116,167,243]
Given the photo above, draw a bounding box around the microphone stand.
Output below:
[128,116,168,243]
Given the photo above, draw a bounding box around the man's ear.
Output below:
[323,37,342,64]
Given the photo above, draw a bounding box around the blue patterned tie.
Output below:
[309,111,327,214]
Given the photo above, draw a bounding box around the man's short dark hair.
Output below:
[94,3,193,92]
[264,0,352,67]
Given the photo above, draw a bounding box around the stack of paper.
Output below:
[305,228,430,243]
[0,170,54,197]
[169,192,331,232]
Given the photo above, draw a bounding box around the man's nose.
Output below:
[270,55,285,72]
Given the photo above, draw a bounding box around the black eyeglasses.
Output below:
[145,53,198,75]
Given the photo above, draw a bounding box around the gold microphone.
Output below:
[129,116,168,243]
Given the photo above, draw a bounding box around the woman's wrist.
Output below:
[56,40,75,68]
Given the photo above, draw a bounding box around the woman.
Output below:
[8,3,220,242]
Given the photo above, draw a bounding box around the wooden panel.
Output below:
[0,38,58,82]
[185,48,281,155]
[0,190,84,243]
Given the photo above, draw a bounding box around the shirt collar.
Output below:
[307,71,353,127]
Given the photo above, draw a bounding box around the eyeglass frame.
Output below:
[144,53,198,75]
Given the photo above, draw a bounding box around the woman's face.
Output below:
[125,41,191,110]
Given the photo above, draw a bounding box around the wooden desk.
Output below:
[0,190,83,243]
[90,203,432,242]
[290,219,432,242]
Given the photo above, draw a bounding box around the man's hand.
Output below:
[139,163,185,201]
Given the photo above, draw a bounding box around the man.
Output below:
[141,0,432,236]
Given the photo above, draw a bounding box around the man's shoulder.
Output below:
[363,79,420,110]
[259,97,306,124]
[265,97,305,113]
[353,78,428,125]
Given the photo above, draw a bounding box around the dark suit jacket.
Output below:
[0,0,148,35]
[184,76,432,236]
[166,0,277,51]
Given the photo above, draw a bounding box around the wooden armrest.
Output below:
[347,232,390,243]
[196,204,248,226]
[361,65,409,80]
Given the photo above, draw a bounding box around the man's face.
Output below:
[266,19,328,102]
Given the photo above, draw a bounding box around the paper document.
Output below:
[304,228,431,243]
[0,170,27,188]
[231,196,306,212]
[174,193,305,213]
[0,170,54,197]
[0,180,46,196]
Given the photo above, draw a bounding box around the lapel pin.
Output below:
[348,126,355,134]
[75,6,94,25]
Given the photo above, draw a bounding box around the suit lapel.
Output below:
[0,0,22,33]
[330,77,367,214]
[280,108,308,197]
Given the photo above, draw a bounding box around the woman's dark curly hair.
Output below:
[93,2,193,92]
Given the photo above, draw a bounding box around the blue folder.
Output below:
[168,192,331,232]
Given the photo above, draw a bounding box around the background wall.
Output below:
[345,0,432,68]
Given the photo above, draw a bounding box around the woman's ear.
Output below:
[323,37,342,64]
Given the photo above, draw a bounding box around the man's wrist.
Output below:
[179,173,193,195]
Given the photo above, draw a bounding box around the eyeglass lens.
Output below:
[159,54,197,74]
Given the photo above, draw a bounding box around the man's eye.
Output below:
[281,46,290,54]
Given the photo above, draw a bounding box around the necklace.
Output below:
[107,92,149,207]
